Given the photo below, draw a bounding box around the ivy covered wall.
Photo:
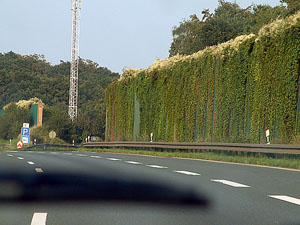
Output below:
[105,13,300,144]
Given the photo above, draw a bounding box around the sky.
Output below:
[1,0,281,74]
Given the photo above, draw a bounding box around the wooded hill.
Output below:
[0,52,119,141]
[105,11,300,144]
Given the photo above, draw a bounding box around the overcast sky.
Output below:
[1,0,281,73]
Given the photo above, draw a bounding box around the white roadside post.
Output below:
[150,133,153,142]
[266,129,270,144]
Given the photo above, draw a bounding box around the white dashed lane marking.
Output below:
[90,155,102,159]
[107,158,121,161]
[50,152,58,154]
[27,161,35,165]
[125,161,142,165]
[269,195,300,206]
[146,165,168,169]
[63,153,73,155]
[7,154,13,157]
[35,168,43,173]
[76,154,88,157]
[211,179,250,188]
[17,157,24,160]
[30,212,47,225]
[174,170,200,176]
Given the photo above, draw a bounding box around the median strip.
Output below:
[211,179,250,188]
[30,212,47,225]
[174,170,200,176]
[268,195,300,206]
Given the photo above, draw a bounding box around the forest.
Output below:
[0,52,119,143]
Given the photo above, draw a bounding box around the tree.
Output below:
[169,14,205,56]
[280,0,300,16]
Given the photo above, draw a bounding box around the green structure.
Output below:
[0,109,4,116]
[105,12,300,144]
[30,104,43,127]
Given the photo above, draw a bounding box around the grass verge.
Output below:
[78,148,300,170]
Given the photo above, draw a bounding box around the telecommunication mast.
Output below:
[69,0,82,121]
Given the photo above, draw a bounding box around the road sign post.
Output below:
[21,126,30,145]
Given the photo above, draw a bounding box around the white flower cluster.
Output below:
[118,11,300,81]
[4,97,44,110]
[257,11,300,40]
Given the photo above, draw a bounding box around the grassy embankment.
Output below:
[77,148,300,170]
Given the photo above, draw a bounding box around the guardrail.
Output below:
[26,144,77,149]
[83,142,300,155]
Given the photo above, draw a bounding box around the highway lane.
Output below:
[0,150,299,225]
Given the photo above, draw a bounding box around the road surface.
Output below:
[0,150,299,225]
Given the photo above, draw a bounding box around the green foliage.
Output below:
[169,0,288,57]
[106,12,300,144]
[0,52,119,141]
[0,103,31,139]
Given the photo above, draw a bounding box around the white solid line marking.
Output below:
[17,157,24,160]
[211,179,250,188]
[107,158,121,161]
[90,155,102,158]
[269,195,300,206]
[125,161,142,165]
[146,165,168,169]
[31,213,47,225]
[35,168,43,173]
[7,154,13,157]
[27,161,35,165]
[174,170,200,176]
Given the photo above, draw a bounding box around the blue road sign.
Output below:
[21,136,30,145]
[21,128,30,136]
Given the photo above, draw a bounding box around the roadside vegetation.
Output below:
[78,148,300,170]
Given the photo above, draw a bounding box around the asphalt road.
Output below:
[0,150,300,225]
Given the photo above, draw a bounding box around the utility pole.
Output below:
[69,0,82,121]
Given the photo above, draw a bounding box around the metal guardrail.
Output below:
[26,144,77,149]
[83,142,300,155]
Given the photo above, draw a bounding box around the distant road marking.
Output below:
[90,155,102,159]
[211,179,250,188]
[50,152,58,154]
[107,158,121,161]
[269,195,300,206]
[174,170,200,176]
[63,153,73,155]
[17,157,24,160]
[35,168,43,173]
[37,152,45,154]
[7,154,13,157]
[125,161,142,165]
[76,154,88,157]
[8,151,17,153]
[30,213,47,225]
[27,161,35,165]
[146,165,168,169]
